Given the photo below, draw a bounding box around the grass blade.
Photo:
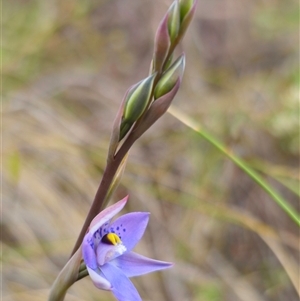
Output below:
[168,106,300,226]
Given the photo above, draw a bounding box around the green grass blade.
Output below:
[168,106,300,226]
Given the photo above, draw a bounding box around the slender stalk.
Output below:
[48,248,82,301]
[168,106,300,226]
[70,133,136,256]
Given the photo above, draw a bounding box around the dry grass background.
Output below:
[3,0,299,300]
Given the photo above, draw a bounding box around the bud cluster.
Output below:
[109,0,197,157]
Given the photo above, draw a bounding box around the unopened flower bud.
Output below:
[154,54,185,100]
[119,74,156,140]
[167,1,180,43]
[153,14,170,72]
[179,0,194,22]
[162,53,174,72]
[177,0,198,41]
[119,121,133,141]
[132,79,181,141]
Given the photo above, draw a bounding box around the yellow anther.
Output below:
[103,233,122,245]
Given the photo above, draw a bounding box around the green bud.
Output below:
[154,54,185,100]
[177,0,197,41]
[167,1,180,43]
[119,120,133,141]
[162,53,174,72]
[123,74,156,122]
[153,14,170,73]
[119,73,156,140]
[179,0,194,22]
[132,79,181,141]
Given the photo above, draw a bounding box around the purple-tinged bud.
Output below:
[162,53,174,72]
[179,0,194,22]
[132,79,181,141]
[124,74,156,121]
[154,54,185,100]
[119,121,132,141]
[119,73,156,140]
[167,1,181,43]
[153,14,171,72]
[177,0,198,41]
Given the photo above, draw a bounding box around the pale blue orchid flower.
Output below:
[82,196,172,301]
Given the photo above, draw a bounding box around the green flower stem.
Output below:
[168,106,300,226]
[48,248,82,301]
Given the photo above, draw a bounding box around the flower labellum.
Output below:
[82,196,173,301]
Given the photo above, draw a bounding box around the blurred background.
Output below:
[3,0,299,300]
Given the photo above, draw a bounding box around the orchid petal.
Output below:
[82,233,98,269]
[111,251,173,277]
[108,212,150,252]
[101,263,142,301]
[89,196,128,236]
[86,266,112,290]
